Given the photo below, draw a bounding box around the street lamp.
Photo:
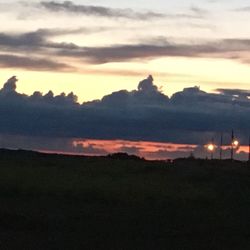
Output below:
[232,139,239,148]
[206,143,216,160]
[231,138,240,160]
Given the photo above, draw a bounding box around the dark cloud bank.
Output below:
[1,75,250,149]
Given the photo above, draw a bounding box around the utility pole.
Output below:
[231,130,234,161]
[248,136,250,162]
[220,133,223,160]
[211,138,214,160]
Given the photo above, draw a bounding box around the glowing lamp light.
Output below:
[232,140,239,147]
[207,144,215,152]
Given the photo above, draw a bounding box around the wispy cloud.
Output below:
[216,88,250,97]
[55,38,250,64]
[0,27,109,48]
[2,29,250,70]
[39,1,165,20]
[0,0,210,22]
[190,6,209,16]
[0,54,73,71]
[234,6,250,12]
[174,6,209,19]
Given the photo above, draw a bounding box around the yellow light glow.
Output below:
[232,140,239,147]
[207,144,215,152]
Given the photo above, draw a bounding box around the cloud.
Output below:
[2,29,250,67]
[234,6,250,12]
[216,88,250,99]
[0,54,73,71]
[70,139,198,160]
[54,38,250,64]
[0,133,248,160]
[72,141,108,155]
[98,75,169,107]
[190,6,209,16]
[0,31,45,47]
[2,76,18,94]
[174,6,209,20]
[39,1,165,20]
[1,0,209,22]
[0,134,74,153]
[184,22,216,31]
[0,28,101,49]
[1,75,250,149]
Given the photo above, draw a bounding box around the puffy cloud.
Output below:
[1,76,17,94]
[138,75,157,92]
[0,76,78,105]
[1,75,250,148]
[99,75,169,107]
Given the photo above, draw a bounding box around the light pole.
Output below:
[231,130,234,160]
[248,136,250,162]
[231,130,239,161]
[220,133,223,160]
[207,143,216,160]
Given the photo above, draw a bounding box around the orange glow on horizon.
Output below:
[71,139,197,160]
[37,139,250,161]
[73,139,196,151]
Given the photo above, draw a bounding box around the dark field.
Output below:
[1,149,250,250]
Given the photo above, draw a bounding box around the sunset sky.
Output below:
[1,0,250,101]
[1,0,250,159]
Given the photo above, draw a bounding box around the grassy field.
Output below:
[1,149,250,249]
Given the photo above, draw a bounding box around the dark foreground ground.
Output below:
[0,149,250,250]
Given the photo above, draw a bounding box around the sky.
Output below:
[1,0,250,159]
